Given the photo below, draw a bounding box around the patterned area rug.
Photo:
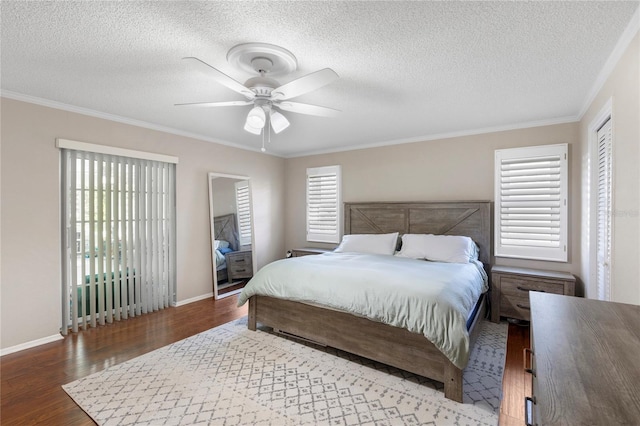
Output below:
[63,317,507,425]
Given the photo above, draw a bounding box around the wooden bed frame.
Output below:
[248,201,491,402]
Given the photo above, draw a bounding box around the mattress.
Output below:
[238,252,487,369]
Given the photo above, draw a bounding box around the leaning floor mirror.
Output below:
[208,172,256,299]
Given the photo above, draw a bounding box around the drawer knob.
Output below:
[517,286,546,293]
[517,303,531,310]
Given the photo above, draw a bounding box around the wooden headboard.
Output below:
[213,213,239,251]
[344,201,492,266]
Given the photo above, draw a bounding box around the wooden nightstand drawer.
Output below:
[499,277,565,321]
[228,263,251,274]
[491,266,575,323]
[228,251,250,265]
[500,294,533,320]
[500,277,566,297]
[225,250,253,281]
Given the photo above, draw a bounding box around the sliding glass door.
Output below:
[61,149,176,333]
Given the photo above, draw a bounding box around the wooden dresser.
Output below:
[491,266,575,322]
[225,250,253,282]
[528,292,640,425]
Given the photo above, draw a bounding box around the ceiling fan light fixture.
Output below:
[244,121,262,135]
[270,110,290,134]
[246,105,266,128]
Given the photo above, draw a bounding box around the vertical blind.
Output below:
[495,144,568,262]
[234,180,252,246]
[61,149,176,334]
[596,119,612,301]
[306,165,341,243]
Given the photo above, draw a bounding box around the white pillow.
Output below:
[334,232,399,255]
[396,234,476,263]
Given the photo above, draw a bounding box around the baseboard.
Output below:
[1,333,64,357]
[1,295,215,355]
[174,292,214,307]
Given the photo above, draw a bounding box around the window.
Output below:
[596,118,612,300]
[494,144,568,262]
[234,180,253,247]
[59,139,177,334]
[306,165,341,243]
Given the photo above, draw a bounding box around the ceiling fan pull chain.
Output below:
[261,126,266,153]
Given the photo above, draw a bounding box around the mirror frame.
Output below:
[207,172,256,299]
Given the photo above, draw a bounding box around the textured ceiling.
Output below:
[1,1,638,157]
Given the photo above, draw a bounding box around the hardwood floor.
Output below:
[218,280,248,296]
[1,296,247,425]
[499,323,531,426]
[1,298,528,425]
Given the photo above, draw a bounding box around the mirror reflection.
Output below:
[208,173,255,299]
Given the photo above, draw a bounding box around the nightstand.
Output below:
[225,250,253,282]
[290,248,333,257]
[490,265,575,323]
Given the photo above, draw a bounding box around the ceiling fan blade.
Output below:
[271,68,338,101]
[174,100,253,107]
[275,101,341,117]
[183,57,255,99]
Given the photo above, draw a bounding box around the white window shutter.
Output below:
[495,144,568,262]
[307,165,341,243]
[596,120,612,301]
[234,180,252,247]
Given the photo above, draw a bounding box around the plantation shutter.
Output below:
[307,165,341,243]
[234,180,253,246]
[596,119,612,301]
[495,144,568,262]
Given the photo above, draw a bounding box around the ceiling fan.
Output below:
[176,43,340,137]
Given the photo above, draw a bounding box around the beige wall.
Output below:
[0,98,285,350]
[284,32,639,306]
[285,123,582,275]
[579,33,640,304]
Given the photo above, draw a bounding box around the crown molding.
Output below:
[577,5,640,120]
[286,115,579,158]
[0,91,283,157]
